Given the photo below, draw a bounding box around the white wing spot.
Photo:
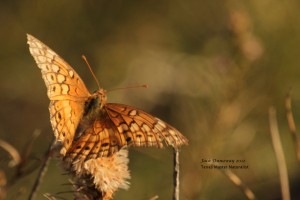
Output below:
[45,51,54,59]
[46,57,53,63]
[29,48,36,55]
[117,123,129,133]
[61,84,70,94]
[142,124,151,132]
[130,123,140,132]
[68,70,74,78]
[129,110,137,116]
[169,129,176,136]
[39,64,49,71]
[37,55,46,63]
[52,64,60,73]
[35,41,43,49]
[30,49,42,55]
[154,123,164,132]
[53,129,58,138]
[157,119,167,128]
[57,74,66,83]
[60,147,67,156]
[50,117,57,126]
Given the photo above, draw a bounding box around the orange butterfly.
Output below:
[27,34,188,198]
[27,34,188,162]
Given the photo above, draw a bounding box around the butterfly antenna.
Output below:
[82,55,101,90]
[107,84,148,93]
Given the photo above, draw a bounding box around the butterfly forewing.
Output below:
[27,34,91,155]
[27,34,90,100]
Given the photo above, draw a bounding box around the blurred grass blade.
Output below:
[285,91,300,161]
[149,195,159,200]
[211,161,256,200]
[28,139,53,200]
[0,139,21,167]
[269,107,290,200]
[222,168,256,200]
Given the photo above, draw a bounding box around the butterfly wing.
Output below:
[66,103,188,161]
[27,34,91,155]
[105,103,188,147]
[65,117,123,162]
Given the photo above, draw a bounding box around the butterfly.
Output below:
[27,34,188,164]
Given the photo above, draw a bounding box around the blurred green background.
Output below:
[1,0,300,199]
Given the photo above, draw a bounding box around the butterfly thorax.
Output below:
[93,88,107,109]
[83,88,107,119]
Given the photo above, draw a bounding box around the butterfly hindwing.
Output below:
[105,103,188,148]
[66,116,124,161]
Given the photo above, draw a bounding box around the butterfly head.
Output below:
[93,88,107,108]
